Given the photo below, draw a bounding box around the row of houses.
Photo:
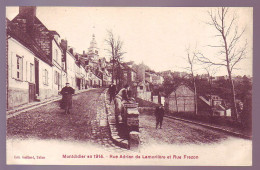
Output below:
[134,74,232,117]
[110,60,232,117]
[6,6,108,109]
[131,66,234,117]
[145,70,164,85]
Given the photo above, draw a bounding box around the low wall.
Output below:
[39,88,53,100]
[168,112,248,131]
[8,87,29,109]
[138,107,155,115]
[135,98,158,107]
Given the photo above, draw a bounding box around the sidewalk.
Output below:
[104,92,129,149]
[7,88,95,119]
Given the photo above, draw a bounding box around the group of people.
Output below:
[59,82,165,129]
[59,82,134,114]
[108,83,134,103]
[109,83,165,129]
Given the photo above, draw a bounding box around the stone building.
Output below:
[7,6,81,109]
[11,6,66,96]
[88,34,100,61]
[136,81,151,101]
[6,6,110,109]
[198,95,231,117]
[60,39,77,90]
[6,18,53,108]
[145,71,164,85]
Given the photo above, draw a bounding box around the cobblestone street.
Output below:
[139,112,246,145]
[7,89,251,150]
[6,88,126,152]
[6,89,252,165]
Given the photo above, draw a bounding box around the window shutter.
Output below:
[54,71,56,84]
[46,70,48,85]
[25,61,28,82]
[32,64,35,83]
[28,62,30,82]
[21,57,23,81]
[11,52,16,79]
[42,69,45,85]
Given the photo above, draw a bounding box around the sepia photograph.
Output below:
[5,6,252,166]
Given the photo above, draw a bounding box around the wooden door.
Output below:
[29,83,35,102]
[34,59,39,95]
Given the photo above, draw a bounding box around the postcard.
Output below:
[6,7,252,166]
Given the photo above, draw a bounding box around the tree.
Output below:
[105,30,126,87]
[203,66,219,106]
[185,48,198,115]
[204,66,218,94]
[196,7,248,120]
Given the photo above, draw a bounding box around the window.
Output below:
[16,55,23,80]
[54,71,60,88]
[25,61,28,81]
[30,63,34,83]
[140,86,143,90]
[54,71,58,85]
[43,69,48,85]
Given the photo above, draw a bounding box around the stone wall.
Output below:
[8,87,29,109]
[39,88,53,101]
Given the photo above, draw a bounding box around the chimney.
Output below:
[19,6,36,34]
[69,48,73,55]
[60,39,68,50]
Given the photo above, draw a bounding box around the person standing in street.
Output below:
[155,103,165,129]
[60,83,75,114]
[108,82,116,103]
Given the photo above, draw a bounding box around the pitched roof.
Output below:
[167,83,194,97]
[213,104,226,111]
[49,30,60,37]
[12,14,50,35]
[6,18,53,66]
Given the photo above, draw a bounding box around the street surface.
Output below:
[7,88,125,152]
[139,113,232,145]
[6,89,251,165]
[7,89,251,154]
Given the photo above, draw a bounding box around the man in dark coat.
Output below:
[60,83,75,114]
[155,104,165,129]
[108,82,116,103]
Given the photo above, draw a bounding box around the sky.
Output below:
[6,7,253,76]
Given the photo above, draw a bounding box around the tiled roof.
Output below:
[6,18,53,66]
[49,30,60,37]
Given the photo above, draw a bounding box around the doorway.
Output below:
[34,59,39,95]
